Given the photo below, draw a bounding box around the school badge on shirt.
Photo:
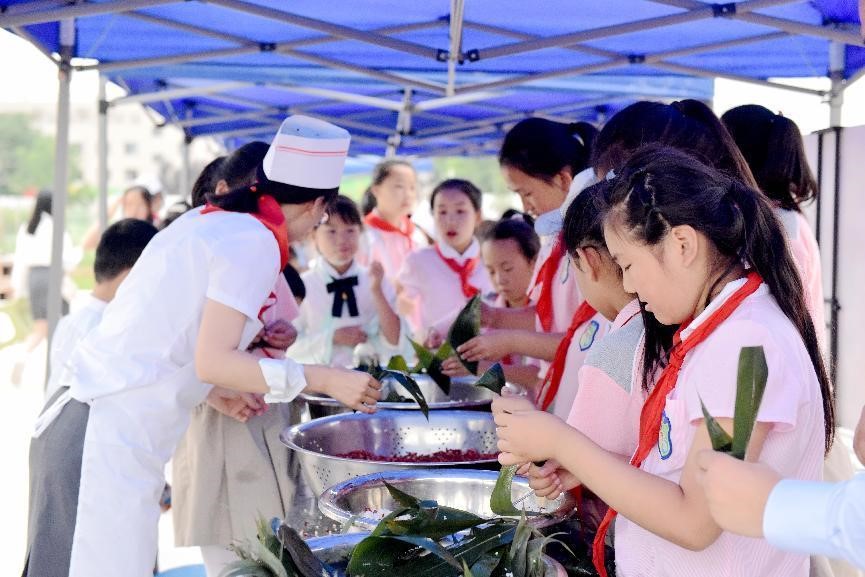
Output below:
[579,320,600,351]
[658,410,673,460]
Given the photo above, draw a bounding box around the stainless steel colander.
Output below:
[318,468,575,531]
[281,410,499,496]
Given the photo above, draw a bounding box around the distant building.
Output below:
[0,100,223,199]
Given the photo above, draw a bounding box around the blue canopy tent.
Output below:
[1,0,862,380]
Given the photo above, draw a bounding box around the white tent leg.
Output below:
[46,18,74,380]
[829,41,845,128]
[181,135,193,198]
[98,75,109,231]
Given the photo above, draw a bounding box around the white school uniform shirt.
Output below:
[358,219,427,284]
[10,216,81,297]
[397,239,494,341]
[614,278,826,577]
[764,473,865,571]
[42,208,281,577]
[46,294,107,399]
[288,258,408,367]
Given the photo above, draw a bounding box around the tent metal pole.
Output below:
[110,82,249,106]
[268,84,406,111]
[446,0,466,96]
[470,0,796,61]
[0,0,179,27]
[650,62,827,96]
[98,75,109,232]
[648,0,862,45]
[10,25,59,63]
[181,134,192,198]
[829,42,845,128]
[208,0,440,60]
[106,12,447,93]
[46,18,74,381]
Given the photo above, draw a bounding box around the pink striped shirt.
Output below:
[566,299,645,457]
[777,208,826,350]
[614,280,825,577]
[529,233,585,382]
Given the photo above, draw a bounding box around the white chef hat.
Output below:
[257,115,351,203]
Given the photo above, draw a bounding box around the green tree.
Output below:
[0,113,81,196]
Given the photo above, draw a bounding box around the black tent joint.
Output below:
[712,3,737,17]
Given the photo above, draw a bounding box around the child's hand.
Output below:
[333,326,368,347]
[206,386,267,423]
[262,319,298,351]
[479,300,498,328]
[696,450,781,538]
[424,328,444,349]
[369,261,385,291]
[324,370,382,414]
[492,393,565,463]
[441,356,472,377]
[457,332,512,362]
[527,460,581,499]
[854,405,865,466]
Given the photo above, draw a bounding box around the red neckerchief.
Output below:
[364,212,416,249]
[531,233,567,332]
[591,272,764,577]
[202,194,289,271]
[434,244,480,298]
[535,300,597,411]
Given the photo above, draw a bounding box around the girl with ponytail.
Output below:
[493,146,833,577]
[722,104,826,348]
[456,119,599,405]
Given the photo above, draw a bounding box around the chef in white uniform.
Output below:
[23,116,381,577]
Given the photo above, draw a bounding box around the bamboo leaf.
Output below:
[700,398,733,454]
[475,363,506,395]
[277,524,335,577]
[507,512,533,577]
[254,539,291,577]
[346,535,418,577]
[385,508,488,540]
[731,346,769,460]
[383,370,430,419]
[384,481,422,509]
[435,341,455,362]
[388,535,462,570]
[408,523,516,577]
[490,465,523,516]
[469,550,507,577]
[410,338,436,371]
[387,355,411,373]
[220,561,274,577]
[448,295,482,374]
[462,559,475,577]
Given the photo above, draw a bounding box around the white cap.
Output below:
[262,115,351,191]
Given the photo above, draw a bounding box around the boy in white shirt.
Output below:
[47,218,158,397]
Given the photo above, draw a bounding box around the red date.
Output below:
[335,449,498,463]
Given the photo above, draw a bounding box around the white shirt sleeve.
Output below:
[205,226,279,321]
[763,474,865,570]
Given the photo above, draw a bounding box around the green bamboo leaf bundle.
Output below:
[448,295,482,375]
[701,346,768,460]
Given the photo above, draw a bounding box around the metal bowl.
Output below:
[281,410,499,496]
[319,469,575,531]
[305,532,567,577]
[300,374,493,418]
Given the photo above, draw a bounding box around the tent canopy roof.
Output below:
[2,0,862,155]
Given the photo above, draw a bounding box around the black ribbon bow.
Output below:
[326,276,360,317]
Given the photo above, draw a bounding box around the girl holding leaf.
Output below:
[396,179,494,346]
[494,146,834,577]
[455,119,597,393]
